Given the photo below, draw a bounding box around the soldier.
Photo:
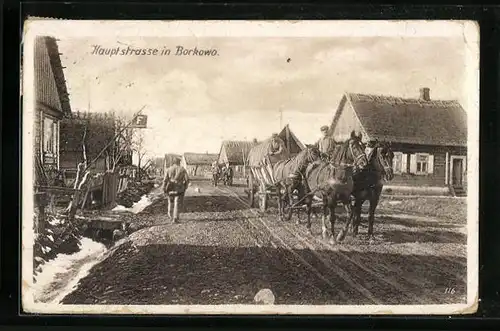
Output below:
[163,157,190,223]
[266,133,290,164]
[314,125,336,160]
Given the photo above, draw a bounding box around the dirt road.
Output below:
[62,179,467,305]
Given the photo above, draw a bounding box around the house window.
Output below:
[416,154,428,173]
[410,153,434,175]
[43,116,58,155]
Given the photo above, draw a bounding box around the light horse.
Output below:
[350,140,394,241]
[269,145,321,222]
[302,135,369,244]
[211,164,221,187]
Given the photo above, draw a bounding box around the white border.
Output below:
[21,20,479,315]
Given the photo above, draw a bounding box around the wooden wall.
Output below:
[389,143,467,188]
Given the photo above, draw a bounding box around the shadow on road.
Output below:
[143,195,248,214]
[377,215,463,228]
[62,242,467,306]
[382,229,466,244]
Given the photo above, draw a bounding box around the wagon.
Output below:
[245,125,306,212]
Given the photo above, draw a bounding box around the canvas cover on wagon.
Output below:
[247,125,305,168]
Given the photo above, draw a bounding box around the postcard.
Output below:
[22,19,479,315]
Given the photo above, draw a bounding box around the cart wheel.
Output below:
[248,172,255,207]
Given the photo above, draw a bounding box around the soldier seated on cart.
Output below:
[266,133,289,164]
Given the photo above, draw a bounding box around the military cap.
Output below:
[320,125,329,132]
[271,133,278,137]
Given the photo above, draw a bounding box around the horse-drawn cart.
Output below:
[246,156,278,212]
[245,127,306,213]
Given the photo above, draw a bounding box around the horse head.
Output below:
[346,136,368,172]
[373,141,394,181]
[304,144,321,162]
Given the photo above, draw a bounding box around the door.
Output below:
[452,158,464,187]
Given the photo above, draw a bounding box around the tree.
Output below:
[105,112,133,171]
[132,129,148,179]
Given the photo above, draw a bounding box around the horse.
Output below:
[268,145,321,222]
[302,136,369,244]
[223,166,234,186]
[211,164,221,187]
[350,141,394,241]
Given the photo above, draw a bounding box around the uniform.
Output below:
[314,125,336,161]
[163,163,190,222]
[316,136,336,156]
[267,135,290,164]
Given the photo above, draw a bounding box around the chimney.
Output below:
[419,87,430,101]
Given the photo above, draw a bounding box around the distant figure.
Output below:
[314,125,336,159]
[163,157,190,223]
[266,133,290,165]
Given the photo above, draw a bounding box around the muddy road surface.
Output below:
[62,179,467,305]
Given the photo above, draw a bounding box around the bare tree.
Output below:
[132,129,148,179]
[65,116,91,220]
[108,113,134,171]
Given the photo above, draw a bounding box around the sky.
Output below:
[57,36,467,158]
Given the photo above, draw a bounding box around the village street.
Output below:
[60,178,468,306]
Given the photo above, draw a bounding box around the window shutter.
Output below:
[409,154,417,174]
[401,153,407,173]
[428,154,434,174]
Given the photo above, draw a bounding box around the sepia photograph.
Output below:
[21,20,479,315]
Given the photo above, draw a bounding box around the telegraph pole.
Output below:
[279,108,283,129]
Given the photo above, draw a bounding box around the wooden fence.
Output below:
[97,167,133,208]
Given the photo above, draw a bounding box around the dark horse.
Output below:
[222,166,234,186]
[270,145,321,222]
[350,141,394,241]
[302,135,369,244]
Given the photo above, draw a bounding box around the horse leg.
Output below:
[350,197,362,237]
[328,199,338,245]
[337,201,353,242]
[305,197,313,235]
[321,197,329,240]
[367,186,382,241]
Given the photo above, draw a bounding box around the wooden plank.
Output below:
[35,185,80,194]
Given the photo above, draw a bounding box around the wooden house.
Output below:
[218,140,259,177]
[181,153,219,178]
[34,36,72,179]
[329,88,467,196]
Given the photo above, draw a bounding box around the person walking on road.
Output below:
[163,157,190,223]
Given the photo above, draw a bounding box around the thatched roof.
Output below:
[218,140,259,165]
[331,92,467,147]
[183,153,218,165]
[247,125,305,167]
